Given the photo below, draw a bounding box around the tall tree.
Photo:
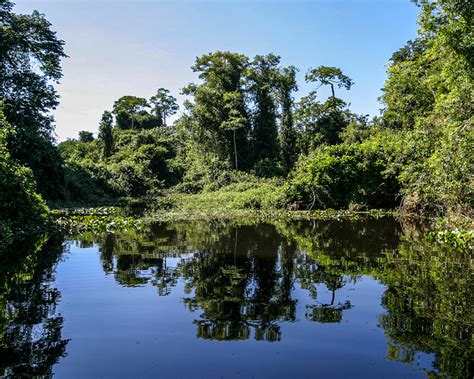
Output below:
[381,38,433,129]
[0,0,67,199]
[0,102,48,248]
[246,54,281,170]
[414,0,473,66]
[112,96,150,129]
[382,0,473,129]
[98,111,114,158]
[182,51,250,170]
[305,66,353,98]
[380,0,473,213]
[78,131,94,143]
[277,66,298,173]
[296,66,354,149]
[149,88,179,127]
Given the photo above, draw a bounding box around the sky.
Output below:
[14,0,420,141]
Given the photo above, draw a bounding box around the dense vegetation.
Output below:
[0,0,472,248]
[0,104,49,251]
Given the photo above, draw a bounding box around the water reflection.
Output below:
[71,218,471,377]
[2,218,472,378]
[0,236,69,378]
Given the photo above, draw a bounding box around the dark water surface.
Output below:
[1,218,472,378]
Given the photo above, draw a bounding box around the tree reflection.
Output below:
[179,225,295,342]
[0,236,69,378]
[91,222,362,341]
[378,241,473,379]
[87,217,472,378]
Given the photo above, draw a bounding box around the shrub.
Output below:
[288,132,400,210]
[58,128,180,199]
[397,120,473,215]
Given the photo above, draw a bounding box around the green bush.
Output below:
[58,128,180,199]
[288,132,400,210]
[397,121,473,215]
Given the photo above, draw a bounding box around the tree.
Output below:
[381,38,434,129]
[381,0,473,214]
[0,103,48,250]
[295,92,352,150]
[0,0,67,200]
[112,96,150,129]
[221,91,248,170]
[78,131,94,143]
[149,88,179,127]
[277,66,298,173]
[246,54,281,172]
[413,0,473,65]
[98,111,114,158]
[305,66,353,98]
[59,127,180,198]
[182,51,250,170]
[296,66,354,149]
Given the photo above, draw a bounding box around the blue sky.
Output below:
[14,0,420,141]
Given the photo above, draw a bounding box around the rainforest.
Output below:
[0,0,472,378]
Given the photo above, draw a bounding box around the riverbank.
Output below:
[50,192,473,252]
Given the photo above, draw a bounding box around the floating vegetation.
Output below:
[428,228,473,252]
[53,208,142,234]
[51,206,123,217]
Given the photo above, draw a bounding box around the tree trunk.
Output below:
[233,129,239,170]
[330,83,335,98]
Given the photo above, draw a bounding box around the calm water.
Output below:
[1,218,472,378]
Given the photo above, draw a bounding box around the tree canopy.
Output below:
[0,0,67,199]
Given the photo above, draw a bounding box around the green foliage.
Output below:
[3,0,472,221]
[149,88,179,126]
[58,128,180,199]
[182,52,300,176]
[278,66,299,173]
[61,161,109,204]
[150,178,288,221]
[428,228,473,252]
[295,67,354,152]
[305,65,353,98]
[289,131,400,209]
[112,95,155,130]
[381,0,473,214]
[295,94,353,150]
[98,111,114,158]
[247,54,281,167]
[183,51,251,170]
[176,144,248,194]
[78,130,94,142]
[396,122,473,214]
[55,214,141,234]
[110,89,178,131]
[0,106,49,251]
[0,1,67,200]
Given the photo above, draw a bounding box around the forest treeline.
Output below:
[1,0,472,247]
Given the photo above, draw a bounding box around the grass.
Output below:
[145,183,395,222]
[50,180,473,251]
